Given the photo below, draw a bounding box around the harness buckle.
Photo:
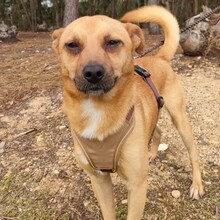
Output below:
[157,96,164,109]
[134,65,151,78]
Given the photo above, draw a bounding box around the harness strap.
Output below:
[134,65,164,109]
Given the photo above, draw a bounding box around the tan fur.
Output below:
[52,6,204,220]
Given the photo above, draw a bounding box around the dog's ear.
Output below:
[123,23,145,54]
[52,28,64,54]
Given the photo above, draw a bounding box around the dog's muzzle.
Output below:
[74,64,117,96]
[83,64,105,84]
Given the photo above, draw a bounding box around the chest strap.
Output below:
[134,65,164,109]
[73,107,135,173]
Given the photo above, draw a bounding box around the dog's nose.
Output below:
[83,65,105,83]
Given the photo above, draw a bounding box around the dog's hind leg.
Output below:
[149,126,162,162]
[163,81,204,199]
[90,173,116,220]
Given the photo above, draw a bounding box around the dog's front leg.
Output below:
[119,148,148,220]
[126,178,148,220]
[90,173,116,220]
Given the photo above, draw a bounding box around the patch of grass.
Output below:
[116,204,127,220]
[0,172,56,220]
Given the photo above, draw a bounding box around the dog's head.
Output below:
[52,15,145,96]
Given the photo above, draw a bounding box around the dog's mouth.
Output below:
[85,86,106,96]
[74,76,118,96]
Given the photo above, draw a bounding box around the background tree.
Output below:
[63,0,79,26]
[148,0,161,34]
[52,0,64,28]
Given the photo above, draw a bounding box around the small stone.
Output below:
[0,141,6,154]
[186,73,192,77]
[201,137,209,145]
[204,181,211,185]
[159,164,165,171]
[37,135,44,142]
[45,65,52,70]
[53,170,59,175]
[158,143,168,151]
[36,135,46,147]
[122,199,127,204]
[59,125,66,130]
[58,170,68,179]
[213,169,218,173]
[34,169,44,182]
[83,200,90,207]
[24,167,31,173]
[171,190,181,198]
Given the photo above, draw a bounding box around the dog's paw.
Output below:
[148,152,157,163]
[190,182,204,200]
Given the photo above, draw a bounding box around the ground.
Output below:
[0,32,219,220]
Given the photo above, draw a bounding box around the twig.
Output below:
[13,128,37,140]
[0,216,16,220]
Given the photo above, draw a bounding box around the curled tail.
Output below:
[120,5,180,62]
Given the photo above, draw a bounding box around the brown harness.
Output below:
[134,65,164,109]
[74,65,163,173]
[73,107,135,173]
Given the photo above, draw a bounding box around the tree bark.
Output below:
[20,0,33,31]
[53,0,62,27]
[111,0,116,18]
[193,0,198,15]
[63,0,79,26]
[0,0,5,22]
[148,0,161,34]
[30,0,37,31]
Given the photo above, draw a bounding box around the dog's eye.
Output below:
[65,42,81,53]
[106,40,121,48]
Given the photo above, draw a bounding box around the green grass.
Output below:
[0,172,57,220]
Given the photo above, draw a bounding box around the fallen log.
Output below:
[180,6,220,57]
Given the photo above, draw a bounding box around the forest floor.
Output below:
[0,32,219,220]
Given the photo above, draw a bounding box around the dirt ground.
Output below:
[0,32,219,220]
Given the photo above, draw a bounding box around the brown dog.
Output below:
[52,6,204,220]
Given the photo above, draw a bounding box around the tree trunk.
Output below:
[193,0,198,15]
[53,0,62,27]
[124,0,136,11]
[164,0,170,11]
[36,0,43,25]
[111,0,116,18]
[30,0,37,31]
[203,0,208,6]
[148,0,161,34]
[63,0,79,26]
[20,0,33,31]
[0,0,5,22]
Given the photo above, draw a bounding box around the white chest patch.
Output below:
[81,99,103,139]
